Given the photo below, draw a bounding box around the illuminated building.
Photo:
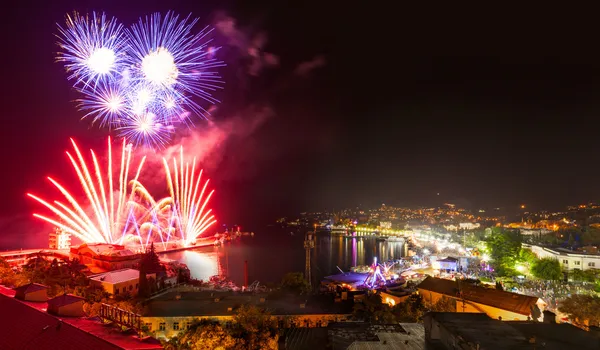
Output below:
[48,228,71,250]
[70,243,142,272]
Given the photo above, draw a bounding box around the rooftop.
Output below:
[47,294,85,308]
[426,312,600,350]
[0,293,121,350]
[0,285,162,350]
[90,269,140,284]
[425,312,530,349]
[417,277,540,316]
[144,290,354,317]
[327,322,425,350]
[14,283,48,295]
[73,244,138,257]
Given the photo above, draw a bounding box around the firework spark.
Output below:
[163,147,217,246]
[56,11,225,148]
[27,137,152,245]
[56,12,127,89]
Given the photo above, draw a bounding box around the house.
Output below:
[89,268,144,295]
[417,277,545,321]
[524,243,600,272]
[47,294,86,317]
[13,283,48,302]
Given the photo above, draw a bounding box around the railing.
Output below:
[99,303,142,330]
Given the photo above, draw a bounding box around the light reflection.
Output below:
[179,250,220,281]
[352,238,357,267]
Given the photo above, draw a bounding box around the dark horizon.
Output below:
[2,2,600,232]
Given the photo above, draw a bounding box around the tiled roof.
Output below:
[0,293,121,350]
[417,277,540,316]
[47,294,85,308]
[90,269,140,284]
[13,283,48,295]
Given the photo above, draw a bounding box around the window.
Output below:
[145,323,152,331]
[562,260,568,265]
[574,261,581,266]
[115,288,119,295]
[159,323,166,331]
[173,322,180,330]
[129,285,133,291]
[183,321,189,330]
[589,262,596,267]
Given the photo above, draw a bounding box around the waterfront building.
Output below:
[524,244,600,272]
[70,243,142,272]
[417,277,544,321]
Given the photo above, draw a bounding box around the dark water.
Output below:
[161,227,406,286]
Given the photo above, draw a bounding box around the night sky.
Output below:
[1,2,600,232]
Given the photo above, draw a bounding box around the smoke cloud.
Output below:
[213,13,279,76]
[294,55,327,76]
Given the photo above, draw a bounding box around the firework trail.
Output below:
[27,138,153,245]
[55,11,225,148]
[163,147,217,246]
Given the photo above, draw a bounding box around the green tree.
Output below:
[231,305,279,349]
[531,257,562,281]
[558,295,600,327]
[280,272,310,294]
[392,294,426,322]
[487,229,522,276]
[353,292,397,324]
[176,320,242,350]
[428,296,456,312]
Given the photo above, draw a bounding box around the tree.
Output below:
[486,229,522,276]
[531,257,562,281]
[231,305,279,349]
[428,296,456,312]
[353,292,397,324]
[280,272,310,294]
[176,320,242,350]
[392,294,426,322]
[138,259,149,298]
[558,295,600,327]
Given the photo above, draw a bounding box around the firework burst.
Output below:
[55,11,225,148]
[163,147,217,247]
[27,137,152,245]
[56,12,127,89]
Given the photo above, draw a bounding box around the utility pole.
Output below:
[304,226,316,288]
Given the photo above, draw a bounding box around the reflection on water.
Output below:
[161,228,405,286]
[162,249,222,282]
